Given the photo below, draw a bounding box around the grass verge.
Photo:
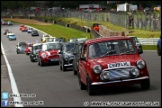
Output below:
[28,24,90,41]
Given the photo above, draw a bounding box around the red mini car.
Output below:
[25,43,33,55]
[37,42,61,66]
[21,27,28,32]
[19,25,24,30]
[78,36,150,95]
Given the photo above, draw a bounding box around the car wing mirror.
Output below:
[135,44,143,54]
[73,52,77,55]
[80,57,86,61]
[59,51,62,54]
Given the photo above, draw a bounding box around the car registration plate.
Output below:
[51,58,59,61]
[108,61,131,69]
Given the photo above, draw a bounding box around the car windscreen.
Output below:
[42,43,61,51]
[33,31,38,33]
[46,38,55,42]
[33,45,42,54]
[19,43,27,46]
[63,43,75,52]
[20,45,26,48]
[88,40,136,59]
[8,35,15,38]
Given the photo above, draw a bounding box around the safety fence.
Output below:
[138,38,159,45]
[2,9,160,31]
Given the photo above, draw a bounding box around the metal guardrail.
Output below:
[138,38,159,45]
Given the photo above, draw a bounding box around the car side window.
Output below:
[80,44,87,59]
[61,45,64,52]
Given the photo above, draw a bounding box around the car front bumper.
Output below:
[91,76,149,86]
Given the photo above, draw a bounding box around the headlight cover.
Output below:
[41,53,46,58]
[100,71,110,80]
[130,67,140,77]
[137,60,145,69]
[93,65,102,74]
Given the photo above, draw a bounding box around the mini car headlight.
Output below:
[93,65,102,74]
[100,71,110,80]
[130,67,140,77]
[41,53,46,58]
[103,72,110,79]
[137,60,145,69]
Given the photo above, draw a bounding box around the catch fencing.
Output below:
[1,9,161,31]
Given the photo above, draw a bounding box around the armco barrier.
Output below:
[138,38,159,45]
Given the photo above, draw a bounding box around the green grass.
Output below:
[28,24,90,41]
[128,29,160,38]
[142,45,157,50]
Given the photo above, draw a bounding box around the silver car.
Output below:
[16,42,27,54]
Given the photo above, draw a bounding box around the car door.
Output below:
[79,44,88,84]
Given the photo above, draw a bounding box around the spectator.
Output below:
[93,25,99,32]
[129,15,133,26]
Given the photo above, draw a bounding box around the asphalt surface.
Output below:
[1,24,161,107]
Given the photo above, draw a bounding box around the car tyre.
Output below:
[60,61,62,70]
[30,57,34,62]
[40,59,44,67]
[38,58,40,65]
[74,69,77,75]
[87,75,95,95]
[62,61,66,71]
[141,79,150,90]
[78,73,86,90]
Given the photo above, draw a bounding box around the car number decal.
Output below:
[108,62,131,69]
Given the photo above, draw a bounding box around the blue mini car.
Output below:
[7,33,16,41]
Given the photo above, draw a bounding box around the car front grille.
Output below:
[101,67,135,81]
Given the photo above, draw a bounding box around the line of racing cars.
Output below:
[4,22,157,95]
